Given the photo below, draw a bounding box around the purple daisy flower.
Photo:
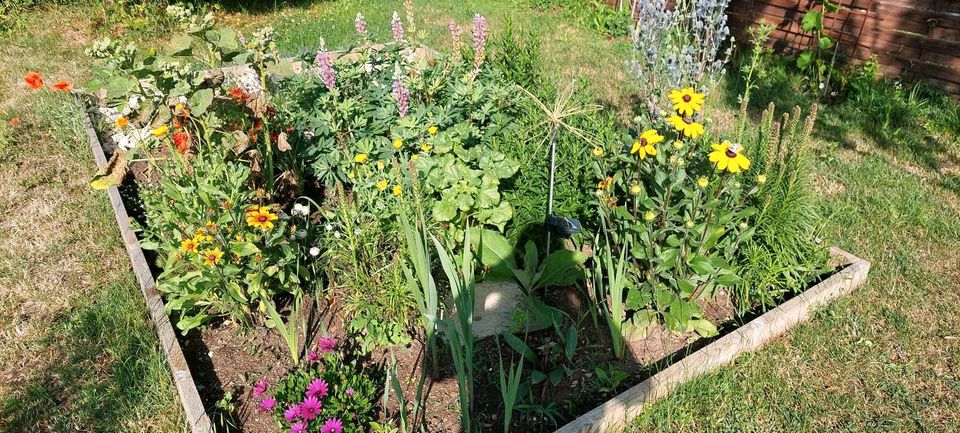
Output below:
[306,350,321,363]
[258,397,276,412]
[299,396,322,421]
[316,337,337,353]
[290,421,308,433]
[284,404,301,423]
[306,379,329,399]
[252,379,268,398]
[321,418,343,433]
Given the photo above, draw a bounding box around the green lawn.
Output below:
[2,0,958,432]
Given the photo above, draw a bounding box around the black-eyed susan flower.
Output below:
[392,138,403,149]
[631,129,664,160]
[246,206,279,231]
[668,87,706,116]
[180,237,199,254]
[202,247,223,266]
[667,115,704,139]
[708,141,751,173]
[354,153,368,163]
[376,179,388,191]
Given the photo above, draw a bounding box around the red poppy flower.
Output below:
[9,117,20,126]
[229,87,249,103]
[52,80,72,91]
[23,72,43,90]
[173,132,191,155]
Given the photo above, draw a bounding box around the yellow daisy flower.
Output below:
[393,138,404,149]
[631,129,664,160]
[180,237,199,254]
[151,125,169,137]
[392,185,402,196]
[643,211,655,222]
[354,153,368,163]
[411,154,419,161]
[708,141,751,173]
[245,206,279,231]
[420,144,432,152]
[428,125,438,135]
[376,179,388,191]
[697,177,709,188]
[376,161,385,170]
[667,115,705,139]
[592,146,604,157]
[201,247,224,266]
[668,87,706,116]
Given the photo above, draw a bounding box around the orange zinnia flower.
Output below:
[23,72,43,90]
[52,80,72,91]
[9,117,20,126]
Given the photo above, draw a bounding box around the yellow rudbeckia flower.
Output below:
[180,237,199,254]
[354,153,368,163]
[708,141,751,173]
[668,87,706,116]
[245,206,279,231]
[667,115,705,139]
[631,129,664,160]
[201,247,223,266]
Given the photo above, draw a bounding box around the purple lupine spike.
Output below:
[449,19,462,62]
[355,13,367,37]
[472,14,487,71]
[392,78,409,118]
[391,11,404,42]
[314,51,336,91]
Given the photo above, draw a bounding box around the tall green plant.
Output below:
[592,230,632,360]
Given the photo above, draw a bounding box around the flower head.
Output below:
[9,117,20,126]
[306,379,329,399]
[644,211,655,222]
[52,80,72,91]
[284,404,301,422]
[115,117,129,128]
[392,79,409,118]
[259,397,276,412]
[290,421,308,433]
[391,11,404,42]
[697,177,709,188]
[428,125,438,135]
[757,174,767,184]
[345,388,355,397]
[252,379,269,398]
[354,153,368,164]
[23,72,43,90]
[631,129,664,160]
[173,131,191,155]
[668,88,706,116]
[592,146,604,157]
[292,202,310,218]
[392,185,402,197]
[708,141,751,173]
[299,396,322,420]
[630,183,641,194]
[355,13,368,37]
[667,115,705,139]
[314,51,336,91]
[152,125,169,137]
[449,20,462,61]
[472,14,487,70]
[672,140,683,150]
[229,87,250,103]
[420,144,432,152]
[246,206,279,231]
[321,418,344,433]
[180,237,199,254]
[393,138,404,149]
[317,337,336,353]
[201,248,223,266]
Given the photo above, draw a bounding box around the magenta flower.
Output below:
[284,404,301,423]
[316,337,337,353]
[306,378,329,399]
[472,14,487,71]
[391,11,404,42]
[252,379,268,398]
[355,13,367,37]
[345,387,355,397]
[314,51,336,91]
[306,350,321,363]
[299,396,322,421]
[258,397,276,412]
[321,418,343,433]
[290,421,308,433]
[392,79,409,118]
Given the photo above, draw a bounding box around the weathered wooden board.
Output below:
[82,104,212,433]
[553,247,871,433]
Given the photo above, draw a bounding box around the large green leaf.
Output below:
[535,249,587,289]
[470,228,517,279]
[801,11,823,32]
[189,88,214,116]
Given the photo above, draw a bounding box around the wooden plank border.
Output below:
[554,247,871,433]
[81,103,212,433]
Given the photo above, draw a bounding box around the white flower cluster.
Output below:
[292,203,310,218]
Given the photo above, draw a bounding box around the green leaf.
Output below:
[167,34,194,56]
[470,228,517,279]
[688,255,715,275]
[432,195,459,222]
[818,36,834,50]
[801,11,823,32]
[564,325,578,361]
[690,319,719,337]
[230,241,260,256]
[189,88,214,116]
[504,333,539,365]
[797,51,814,69]
[536,249,587,289]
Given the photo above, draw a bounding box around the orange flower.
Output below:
[115,117,129,128]
[23,72,43,90]
[173,132,190,155]
[52,80,72,91]
[9,117,20,126]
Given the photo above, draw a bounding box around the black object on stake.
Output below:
[545,125,581,242]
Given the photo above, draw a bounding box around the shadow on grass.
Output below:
[0,281,178,431]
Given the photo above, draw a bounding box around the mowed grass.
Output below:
[2,0,959,432]
[0,4,182,432]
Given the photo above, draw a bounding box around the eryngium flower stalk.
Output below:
[472,14,487,74]
[391,11,405,42]
[392,78,409,117]
[314,51,336,91]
